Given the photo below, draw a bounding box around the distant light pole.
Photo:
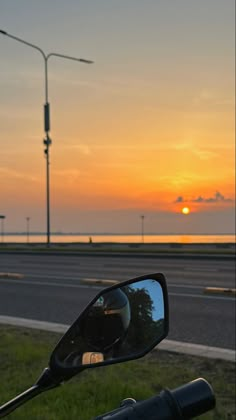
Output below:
[26,217,30,244]
[0,29,93,246]
[0,215,6,243]
[140,215,145,243]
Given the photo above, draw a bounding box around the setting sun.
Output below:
[0,2,234,234]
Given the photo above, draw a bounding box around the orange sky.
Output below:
[0,1,235,233]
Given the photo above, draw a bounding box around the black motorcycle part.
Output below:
[94,377,216,420]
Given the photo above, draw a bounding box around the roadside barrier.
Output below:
[0,272,24,279]
[204,287,236,296]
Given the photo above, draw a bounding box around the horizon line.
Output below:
[2,232,235,236]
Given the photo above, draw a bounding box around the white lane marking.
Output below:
[1,276,233,293]
[0,278,235,301]
[169,283,235,290]
[183,267,218,272]
[0,278,102,290]
[18,273,83,281]
[164,270,226,278]
[169,283,206,290]
[169,292,235,301]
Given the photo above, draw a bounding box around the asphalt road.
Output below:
[0,253,235,349]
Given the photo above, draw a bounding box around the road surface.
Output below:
[0,253,235,349]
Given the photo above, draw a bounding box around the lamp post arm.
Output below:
[0,30,49,102]
[0,30,46,60]
[0,31,94,102]
[44,53,93,103]
[47,52,93,64]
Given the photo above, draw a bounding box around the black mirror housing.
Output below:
[48,273,169,383]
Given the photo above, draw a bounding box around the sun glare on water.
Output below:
[182,207,190,215]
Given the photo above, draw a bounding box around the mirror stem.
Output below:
[0,385,44,418]
[0,368,59,418]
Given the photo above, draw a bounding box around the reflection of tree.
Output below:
[121,286,164,352]
[53,284,165,367]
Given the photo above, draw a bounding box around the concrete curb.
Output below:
[157,339,235,362]
[0,315,235,362]
[0,272,24,279]
[204,287,236,296]
[0,249,235,260]
[0,316,68,334]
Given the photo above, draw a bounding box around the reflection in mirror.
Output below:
[82,352,104,364]
[52,278,165,369]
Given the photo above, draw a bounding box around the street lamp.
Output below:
[0,29,93,246]
[26,217,30,244]
[0,215,6,243]
[140,215,145,244]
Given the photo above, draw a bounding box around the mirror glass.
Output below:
[51,278,166,369]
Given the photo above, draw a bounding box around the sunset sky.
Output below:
[0,1,235,234]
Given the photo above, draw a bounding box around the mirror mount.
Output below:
[35,367,62,389]
[0,368,61,418]
[37,364,86,386]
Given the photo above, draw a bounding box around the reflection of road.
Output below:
[0,253,235,349]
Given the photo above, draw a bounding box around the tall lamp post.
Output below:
[26,217,30,244]
[0,30,93,246]
[0,215,5,243]
[140,214,145,244]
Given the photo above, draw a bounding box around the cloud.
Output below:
[58,143,91,155]
[174,191,234,204]
[68,145,91,155]
[193,149,218,160]
[0,167,39,182]
[173,142,219,160]
[175,196,184,203]
[192,89,234,108]
[52,169,82,179]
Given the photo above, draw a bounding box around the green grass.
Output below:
[0,326,235,419]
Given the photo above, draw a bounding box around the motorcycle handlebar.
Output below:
[94,378,215,420]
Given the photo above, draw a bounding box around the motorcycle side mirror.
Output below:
[48,272,169,382]
[0,273,169,418]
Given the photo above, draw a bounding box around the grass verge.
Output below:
[0,325,235,419]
